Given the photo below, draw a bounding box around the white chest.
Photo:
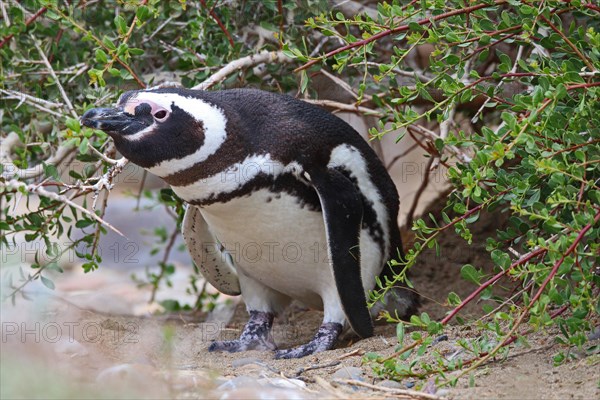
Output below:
[198,189,384,309]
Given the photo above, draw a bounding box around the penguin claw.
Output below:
[274,322,342,359]
[208,310,276,353]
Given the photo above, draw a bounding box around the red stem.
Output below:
[295,0,508,72]
[0,7,48,48]
[441,247,547,325]
[526,210,600,308]
[199,0,234,47]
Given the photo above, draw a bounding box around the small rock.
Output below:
[232,357,263,368]
[96,363,158,386]
[332,366,364,381]
[53,337,89,357]
[379,379,403,389]
[218,387,309,400]
[171,370,216,391]
[432,334,449,344]
[259,377,306,389]
[405,381,415,389]
[217,375,261,391]
[423,379,437,394]
[587,326,600,341]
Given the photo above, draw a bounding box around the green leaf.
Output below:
[75,219,94,229]
[95,48,108,64]
[115,15,127,35]
[65,117,81,133]
[461,264,483,285]
[396,322,405,345]
[40,275,55,290]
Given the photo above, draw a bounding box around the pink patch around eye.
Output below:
[123,99,169,116]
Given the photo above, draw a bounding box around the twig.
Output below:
[149,224,180,303]
[302,99,383,116]
[3,180,125,237]
[350,61,430,84]
[406,156,435,228]
[443,210,600,385]
[0,6,47,48]
[143,16,173,43]
[0,88,65,108]
[386,141,421,170]
[199,0,234,47]
[32,37,78,119]
[337,348,365,359]
[293,360,340,377]
[472,45,525,123]
[338,379,442,400]
[0,1,10,28]
[0,132,75,180]
[540,14,596,72]
[317,69,359,100]
[441,246,547,325]
[192,50,293,90]
[408,124,471,163]
[87,142,122,165]
[296,0,508,72]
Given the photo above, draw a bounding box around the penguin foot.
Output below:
[274,322,342,359]
[208,310,276,353]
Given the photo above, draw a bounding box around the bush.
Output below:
[286,0,599,383]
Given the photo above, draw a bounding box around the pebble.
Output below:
[217,375,261,391]
[332,366,364,381]
[379,379,404,389]
[218,387,310,400]
[258,377,306,389]
[405,381,416,389]
[587,326,600,341]
[53,337,89,357]
[232,357,263,368]
[432,334,449,344]
[96,363,159,386]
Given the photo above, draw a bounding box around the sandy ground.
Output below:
[2,195,599,399]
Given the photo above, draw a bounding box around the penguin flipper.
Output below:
[182,205,241,296]
[311,168,374,338]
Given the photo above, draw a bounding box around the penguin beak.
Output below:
[81,107,135,133]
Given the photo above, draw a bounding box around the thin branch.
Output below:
[338,379,442,400]
[408,124,472,163]
[386,141,420,170]
[0,6,47,48]
[32,38,78,119]
[444,210,600,385]
[199,0,234,47]
[301,99,383,116]
[0,132,75,180]
[472,45,525,123]
[149,224,180,303]
[540,14,596,72]
[192,50,293,90]
[406,156,435,228]
[4,180,125,238]
[441,247,547,325]
[349,61,430,84]
[317,69,359,100]
[296,0,508,72]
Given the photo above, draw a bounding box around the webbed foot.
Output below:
[274,322,342,359]
[208,310,276,353]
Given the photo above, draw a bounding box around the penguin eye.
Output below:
[153,110,168,121]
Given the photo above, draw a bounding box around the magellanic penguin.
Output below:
[81,87,419,359]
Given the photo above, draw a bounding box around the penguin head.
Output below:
[81,88,227,177]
